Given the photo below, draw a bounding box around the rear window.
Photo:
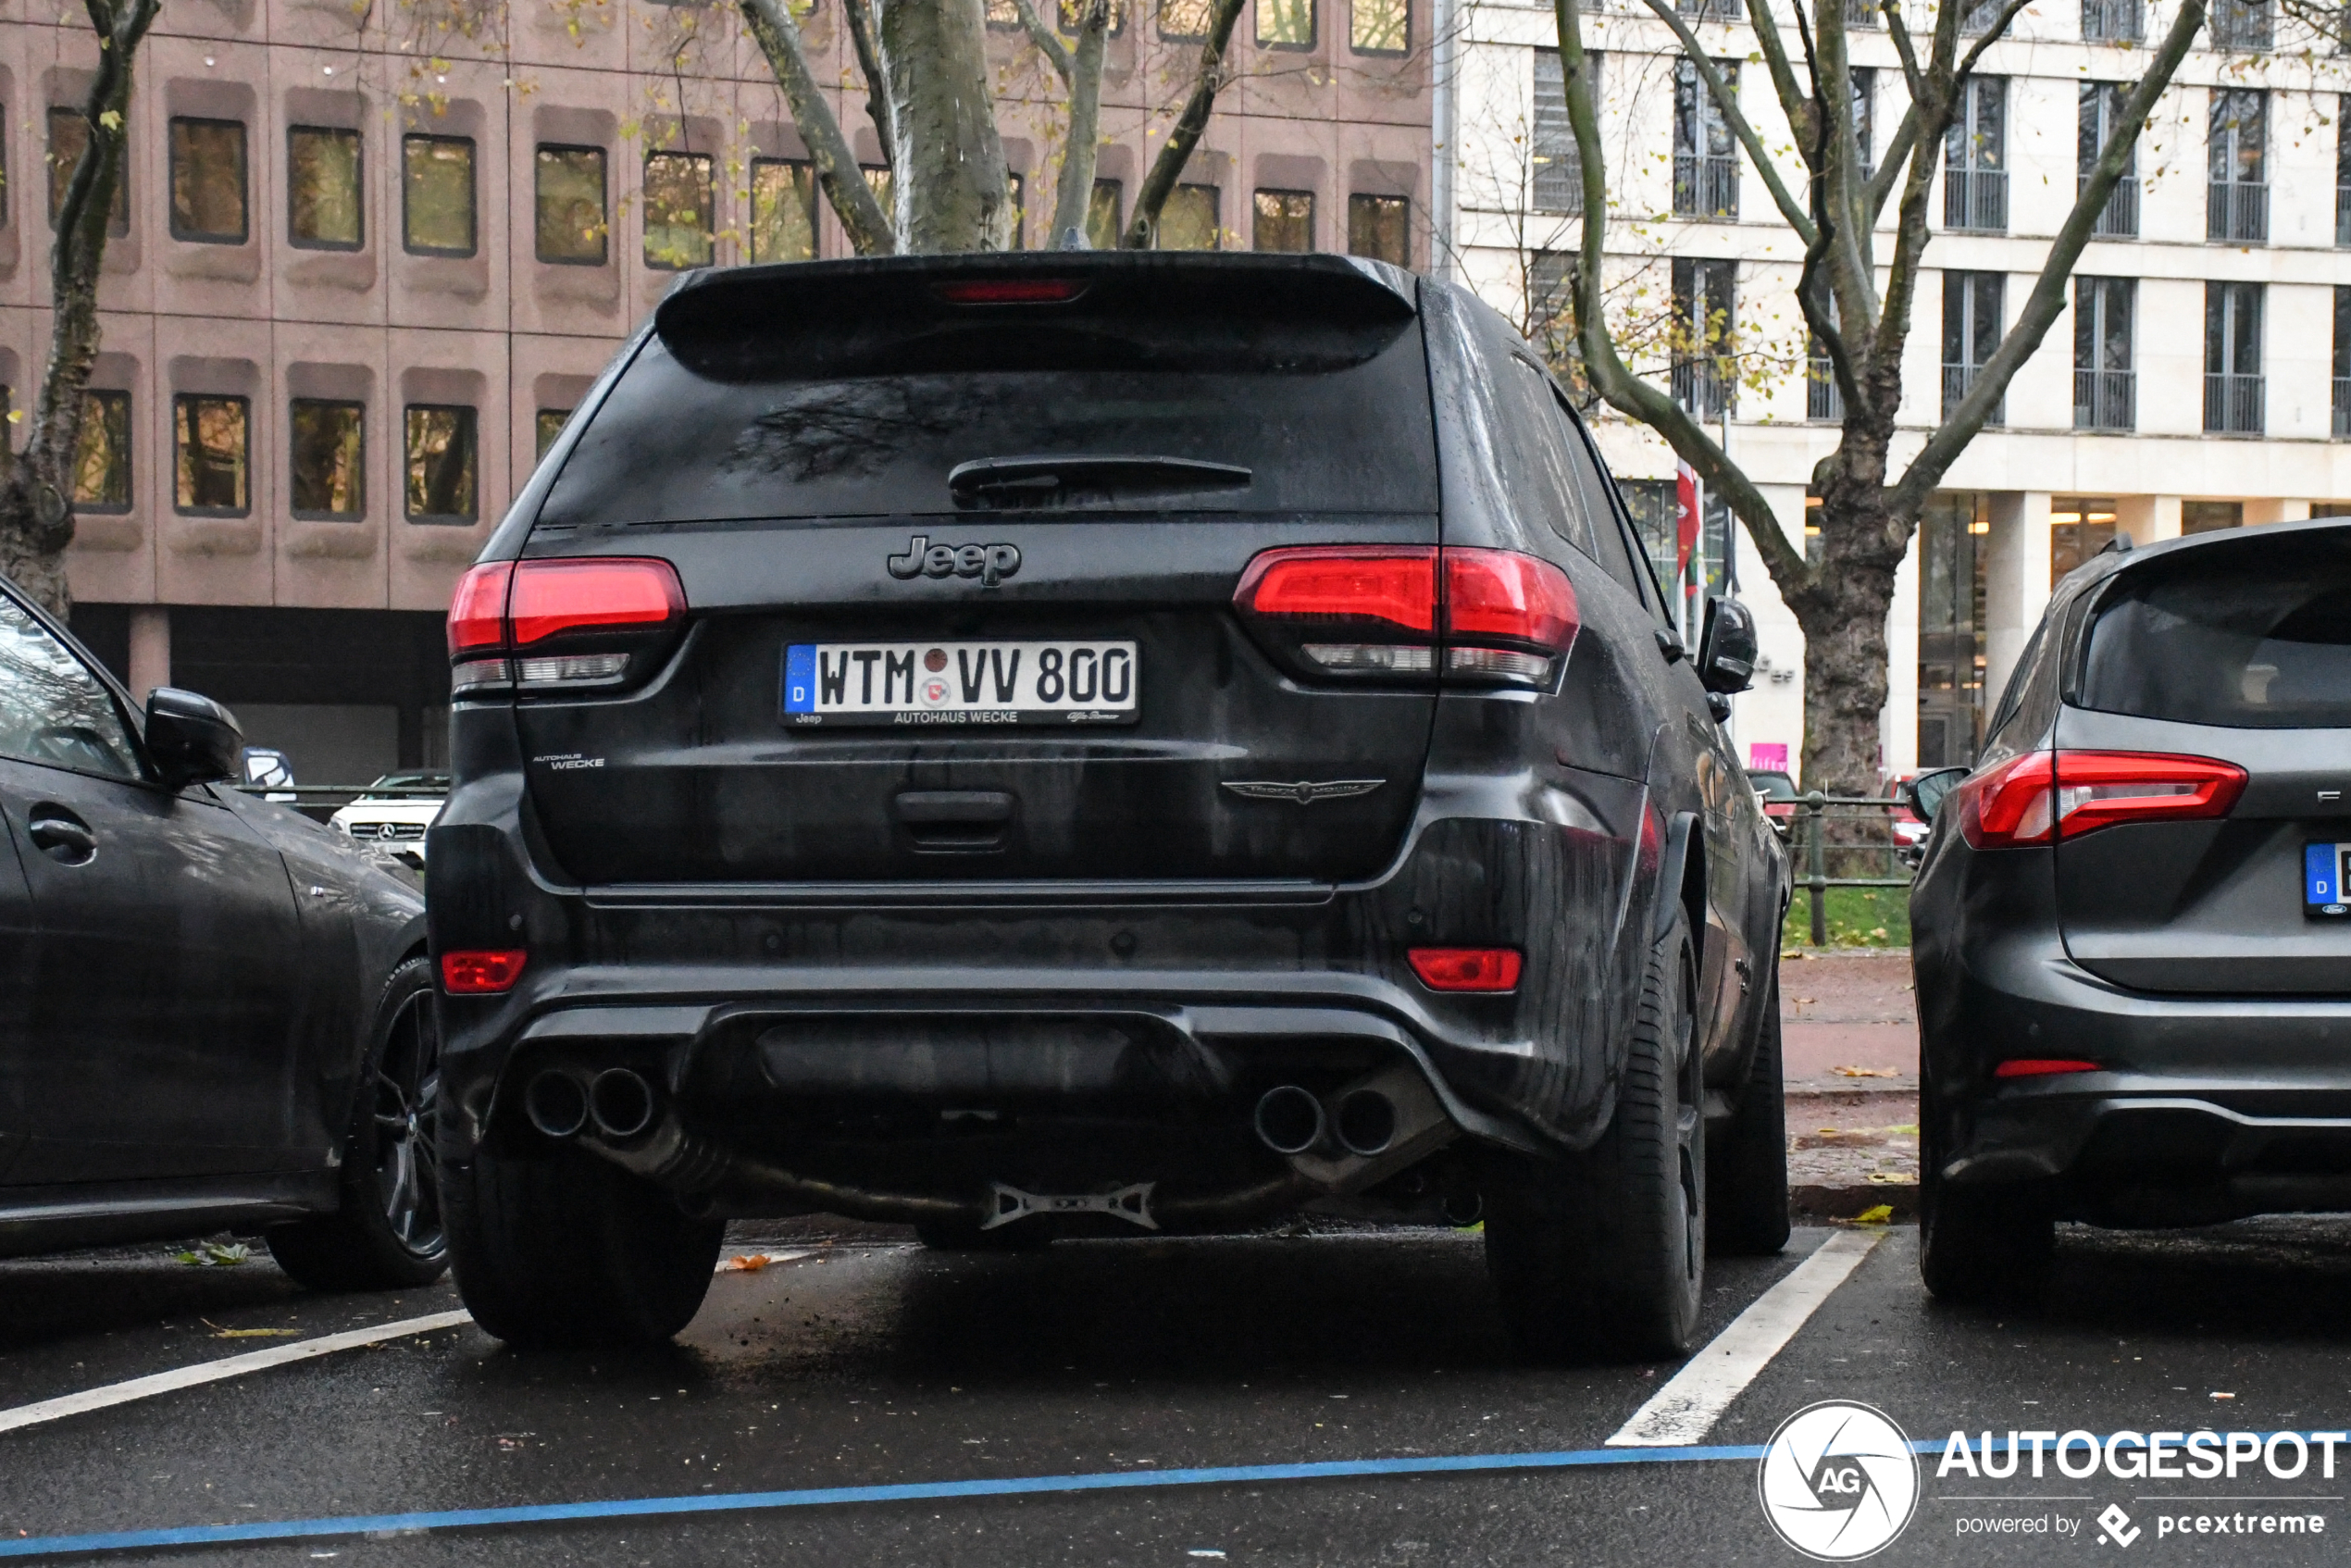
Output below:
[2079,529,2351,728]
[536,257,1438,527]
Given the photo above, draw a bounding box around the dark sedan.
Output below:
[1906,518,2351,1300]
[0,579,442,1289]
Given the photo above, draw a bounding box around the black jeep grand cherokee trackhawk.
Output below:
[429,253,1789,1357]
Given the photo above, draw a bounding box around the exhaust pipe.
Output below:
[1333,1089,1398,1157]
[589,1068,657,1141]
[523,1070,589,1139]
[1253,1085,1326,1156]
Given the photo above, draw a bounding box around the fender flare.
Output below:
[1652,809,1705,948]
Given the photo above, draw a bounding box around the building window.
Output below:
[168,118,247,244]
[288,127,362,250]
[402,135,476,257]
[2203,280,2263,435]
[73,390,131,511]
[1529,250,1578,370]
[1943,77,2006,232]
[1160,0,1210,38]
[1807,321,1841,424]
[536,408,572,461]
[1007,172,1026,248]
[1942,270,2004,425]
[172,394,249,515]
[290,400,365,519]
[2078,83,2136,239]
[1670,256,1735,417]
[2338,98,2351,248]
[1673,58,1738,218]
[1251,189,1312,252]
[535,144,608,266]
[2208,90,2267,243]
[2182,500,2243,533]
[47,107,127,235]
[2050,498,2118,580]
[1059,0,1127,32]
[2072,276,2134,432]
[864,165,892,218]
[1347,193,1408,266]
[2208,0,2270,49]
[1088,179,1124,249]
[1351,0,1406,52]
[1158,183,1220,250]
[642,151,713,269]
[1257,0,1313,48]
[1677,0,1744,19]
[2336,287,2351,438]
[404,404,479,523]
[2080,0,2142,41]
[750,159,816,264]
[1534,48,1598,214]
[1917,492,1988,769]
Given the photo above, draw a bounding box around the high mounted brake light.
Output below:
[1994,1059,2102,1078]
[1953,750,2247,850]
[933,279,1088,305]
[446,557,686,695]
[1232,545,1578,689]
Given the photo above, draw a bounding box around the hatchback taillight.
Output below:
[447,557,686,694]
[1233,545,1578,688]
[1954,749,2246,849]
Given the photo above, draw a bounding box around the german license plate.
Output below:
[2307,842,2351,918]
[782,641,1139,728]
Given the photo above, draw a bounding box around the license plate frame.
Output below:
[2305,841,2351,918]
[781,640,1140,729]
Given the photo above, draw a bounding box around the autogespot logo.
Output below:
[1758,1401,1922,1561]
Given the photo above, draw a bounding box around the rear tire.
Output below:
[445,1141,724,1348]
[1707,967,1791,1256]
[1918,1080,2054,1303]
[1484,909,1707,1362]
[267,958,450,1292]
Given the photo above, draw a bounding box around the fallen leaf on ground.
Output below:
[1832,1066,1902,1078]
[212,1327,300,1338]
[726,1254,769,1272]
[171,1242,251,1268]
[1865,1173,1917,1186]
[1850,1204,1897,1225]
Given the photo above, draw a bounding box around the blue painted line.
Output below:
[0,1442,1773,1560]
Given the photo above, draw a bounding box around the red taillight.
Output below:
[508,557,685,647]
[1955,750,2246,850]
[1994,1058,2102,1078]
[934,278,1087,305]
[447,561,514,657]
[1408,947,1524,992]
[441,950,528,994]
[1233,545,1579,687]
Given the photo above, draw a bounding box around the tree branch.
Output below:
[1889,0,2207,517]
[1010,0,1074,84]
[1636,0,1818,246]
[1745,0,1817,157]
[740,0,896,254]
[841,0,895,175]
[1122,0,1248,247]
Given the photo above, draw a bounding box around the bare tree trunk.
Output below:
[0,0,161,621]
[1121,0,1248,248]
[874,0,1012,254]
[1050,0,1111,247]
[740,0,896,255]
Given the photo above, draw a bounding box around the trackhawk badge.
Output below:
[887,535,1022,588]
[1222,778,1387,805]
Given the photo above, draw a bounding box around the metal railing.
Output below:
[1678,0,1744,18]
[2204,371,2265,434]
[1808,360,1844,422]
[2081,0,2143,41]
[2073,368,2134,431]
[2208,0,2272,49]
[2334,377,2351,437]
[2086,174,2137,237]
[1786,793,1917,949]
[2338,185,2351,246]
[1673,355,1734,417]
[1673,155,1739,218]
[1941,364,2003,426]
[2208,180,2268,243]
[1944,168,2007,231]
[1845,0,1882,25]
[1958,0,2003,31]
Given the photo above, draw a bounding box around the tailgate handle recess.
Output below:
[895,790,1014,852]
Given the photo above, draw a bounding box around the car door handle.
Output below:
[27,809,95,863]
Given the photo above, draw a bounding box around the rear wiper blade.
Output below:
[948,454,1252,509]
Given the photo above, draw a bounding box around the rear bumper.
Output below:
[1923,940,2351,1221]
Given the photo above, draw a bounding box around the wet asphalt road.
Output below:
[4,1217,2351,1565]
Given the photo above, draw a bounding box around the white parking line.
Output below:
[0,1309,473,1437]
[1605,1229,1884,1447]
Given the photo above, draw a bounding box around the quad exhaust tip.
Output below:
[1334,1089,1397,1157]
[1252,1085,1325,1156]
[523,1070,589,1140]
[589,1068,657,1141]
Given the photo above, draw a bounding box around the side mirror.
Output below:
[1697,595,1758,695]
[144,688,245,790]
[1905,765,1968,825]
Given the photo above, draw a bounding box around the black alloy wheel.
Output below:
[371,983,446,1259]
